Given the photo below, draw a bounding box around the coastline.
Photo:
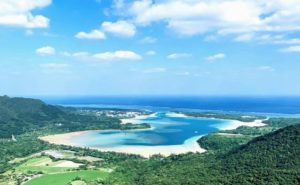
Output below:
[39,131,205,158]
[39,112,266,158]
[120,113,157,124]
[214,119,266,130]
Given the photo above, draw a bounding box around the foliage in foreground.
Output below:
[106,124,300,185]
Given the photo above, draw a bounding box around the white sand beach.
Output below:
[215,119,266,130]
[39,132,205,158]
[120,113,157,124]
[165,112,188,118]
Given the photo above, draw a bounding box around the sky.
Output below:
[0,0,300,96]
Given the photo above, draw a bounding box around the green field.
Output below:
[25,170,109,185]
[16,156,78,174]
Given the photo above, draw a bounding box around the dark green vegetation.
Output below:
[183,111,266,122]
[1,96,300,184]
[26,170,109,185]
[0,132,50,173]
[106,124,300,185]
[0,95,150,138]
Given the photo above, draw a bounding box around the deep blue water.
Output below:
[71,112,227,147]
[41,96,300,114]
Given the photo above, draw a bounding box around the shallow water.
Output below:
[71,112,231,148]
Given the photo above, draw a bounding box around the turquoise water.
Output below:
[71,112,232,148]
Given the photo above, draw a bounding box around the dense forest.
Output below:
[0,96,149,138]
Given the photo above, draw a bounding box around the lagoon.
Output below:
[40,111,265,157]
[70,112,227,147]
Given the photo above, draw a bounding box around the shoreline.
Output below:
[39,112,266,158]
[120,112,157,124]
[39,130,205,158]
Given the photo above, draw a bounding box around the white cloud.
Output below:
[206,53,226,61]
[233,33,300,45]
[143,67,166,73]
[66,50,142,62]
[280,45,300,53]
[145,50,156,56]
[167,53,191,60]
[120,0,300,38]
[101,20,136,37]
[0,0,51,28]
[36,46,56,56]
[94,50,142,61]
[75,30,106,40]
[140,36,157,44]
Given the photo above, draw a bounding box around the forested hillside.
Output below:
[221,124,300,184]
[0,96,140,138]
[106,124,300,184]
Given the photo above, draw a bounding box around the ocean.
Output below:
[42,96,300,115]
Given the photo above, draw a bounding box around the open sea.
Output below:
[42,96,300,115]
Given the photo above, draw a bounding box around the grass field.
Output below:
[16,156,80,174]
[1,150,112,185]
[25,170,109,185]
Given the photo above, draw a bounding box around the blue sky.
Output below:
[1,0,300,96]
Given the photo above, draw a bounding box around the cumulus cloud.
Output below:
[36,46,56,56]
[0,0,51,28]
[94,50,142,61]
[280,46,300,53]
[65,50,142,62]
[75,30,106,40]
[101,20,136,37]
[206,53,226,61]
[167,53,191,60]
[234,33,300,46]
[117,0,300,38]
[76,20,136,39]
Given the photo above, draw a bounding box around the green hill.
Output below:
[0,95,66,137]
[221,124,300,184]
[107,124,300,185]
[0,96,122,138]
